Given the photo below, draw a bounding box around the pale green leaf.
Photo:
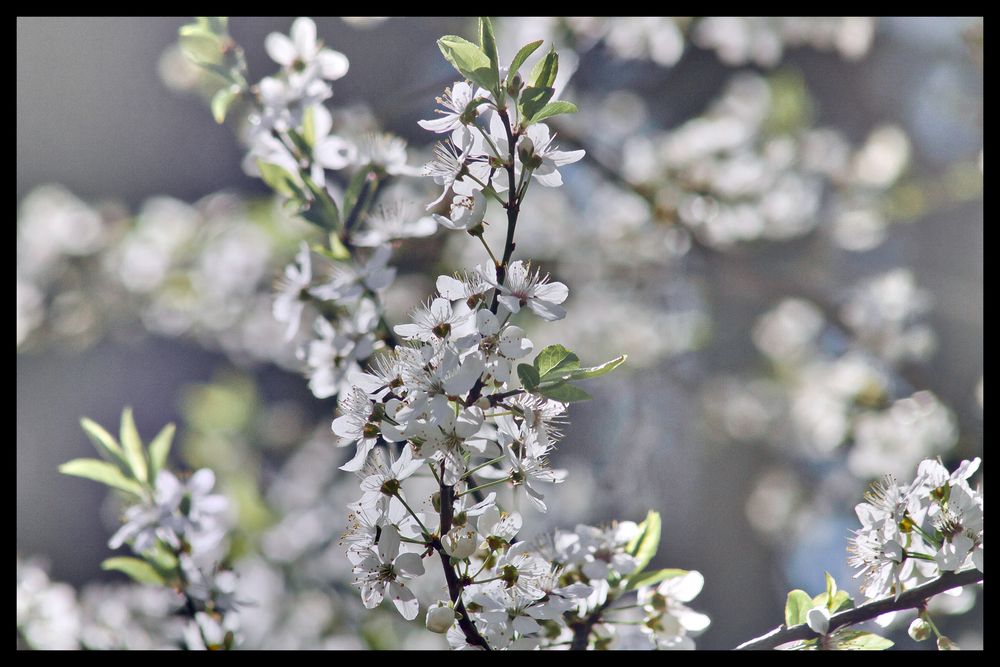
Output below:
[59,459,145,498]
[784,589,813,627]
[79,417,130,474]
[527,100,578,124]
[147,423,175,483]
[119,408,148,484]
[256,161,304,200]
[211,86,238,124]
[626,568,687,591]
[437,35,497,91]
[508,40,543,80]
[478,17,500,92]
[834,630,894,650]
[560,354,627,382]
[626,511,662,573]
[101,557,165,586]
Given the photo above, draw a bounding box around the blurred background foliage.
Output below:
[18,17,981,649]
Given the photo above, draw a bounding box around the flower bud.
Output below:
[447,191,486,230]
[425,601,457,634]
[506,72,523,97]
[908,618,931,641]
[442,527,477,559]
[937,636,960,650]
[806,606,830,635]
[517,136,536,167]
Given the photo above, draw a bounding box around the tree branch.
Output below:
[735,569,983,650]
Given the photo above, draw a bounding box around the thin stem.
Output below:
[459,477,511,498]
[905,551,937,562]
[462,455,507,479]
[734,569,983,650]
[477,233,500,266]
[393,493,430,536]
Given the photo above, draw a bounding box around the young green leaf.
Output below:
[527,100,578,125]
[300,173,341,231]
[177,25,221,64]
[533,344,580,379]
[119,408,148,484]
[626,510,662,572]
[529,48,559,88]
[508,40,543,80]
[211,86,238,124]
[519,86,555,125]
[517,363,540,391]
[834,630,894,650]
[147,423,175,483]
[437,35,497,91]
[101,557,165,586]
[537,382,591,403]
[256,161,304,200]
[784,589,814,627]
[478,17,500,93]
[560,354,627,382]
[626,568,688,591]
[80,417,130,474]
[59,459,145,498]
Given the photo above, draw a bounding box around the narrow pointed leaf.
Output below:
[119,408,148,483]
[211,86,238,124]
[59,459,145,498]
[478,17,500,92]
[626,511,662,572]
[509,40,543,79]
[834,630,894,650]
[626,568,688,591]
[80,417,130,474]
[147,423,175,483]
[101,557,165,586]
[529,48,558,88]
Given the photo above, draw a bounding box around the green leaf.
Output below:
[59,459,145,498]
[533,344,580,379]
[119,408,148,484]
[147,423,175,483]
[101,557,165,586]
[256,161,304,200]
[527,100,578,124]
[529,48,559,89]
[437,35,497,91]
[519,86,555,125]
[560,354,627,382]
[537,382,591,403]
[626,511,662,573]
[302,105,318,147]
[784,589,813,627]
[517,364,540,391]
[508,40,543,79]
[299,173,341,231]
[834,630,894,650]
[626,568,688,591]
[830,590,853,613]
[79,417,130,474]
[327,233,351,261]
[343,166,376,221]
[478,17,500,93]
[177,26,220,64]
[196,17,228,35]
[824,571,837,601]
[211,86,238,124]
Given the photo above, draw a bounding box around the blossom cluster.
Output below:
[848,457,983,600]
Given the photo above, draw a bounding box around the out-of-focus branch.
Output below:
[734,569,983,650]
